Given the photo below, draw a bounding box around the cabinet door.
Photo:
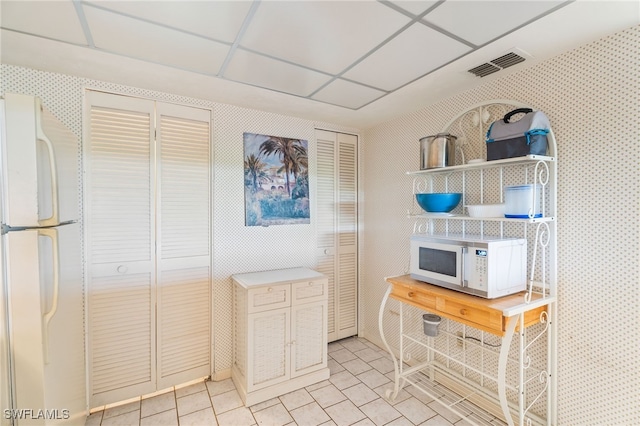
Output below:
[247,307,290,392]
[290,300,328,378]
[85,92,156,406]
[156,103,211,389]
[316,130,358,342]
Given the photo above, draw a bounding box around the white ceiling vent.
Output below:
[468,49,530,77]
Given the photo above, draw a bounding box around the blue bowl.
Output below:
[415,193,462,213]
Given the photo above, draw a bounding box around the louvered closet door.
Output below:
[86,91,156,406]
[315,130,358,342]
[156,103,211,389]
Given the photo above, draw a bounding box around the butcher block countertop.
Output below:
[385,275,554,337]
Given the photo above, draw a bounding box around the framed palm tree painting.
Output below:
[243,132,310,226]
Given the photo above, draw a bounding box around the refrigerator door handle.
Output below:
[35,99,60,227]
[39,228,59,364]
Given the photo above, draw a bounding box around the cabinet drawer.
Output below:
[292,279,327,305]
[390,285,436,311]
[437,298,503,333]
[248,284,291,313]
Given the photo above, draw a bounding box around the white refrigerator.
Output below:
[0,93,86,425]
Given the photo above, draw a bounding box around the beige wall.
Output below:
[360,25,640,424]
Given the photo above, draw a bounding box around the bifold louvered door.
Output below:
[85,91,211,407]
[156,103,211,390]
[315,130,358,342]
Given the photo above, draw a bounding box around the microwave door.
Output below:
[416,243,464,287]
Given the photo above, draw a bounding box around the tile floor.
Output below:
[85,337,505,426]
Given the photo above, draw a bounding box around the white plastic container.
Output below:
[465,204,505,218]
[504,184,542,218]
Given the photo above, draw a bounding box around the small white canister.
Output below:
[504,184,542,218]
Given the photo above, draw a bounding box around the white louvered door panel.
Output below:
[314,130,358,342]
[156,103,211,389]
[315,131,338,341]
[85,92,156,406]
[336,134,358,338]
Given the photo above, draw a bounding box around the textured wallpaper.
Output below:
[361,25,640,425]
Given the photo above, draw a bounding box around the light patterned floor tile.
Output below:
[352,418,376,426]
[419,415,456,426]
[359,398,402,426]
[139,409,177,426]
[211,389,243,415]
[394,397,438,425]
[85,412,103,426]
[252,403,293,426]
[324,400,366,426]
[341,358,373,376]
[356,369,390,389]
[328,370,360,390]
[309,384,347,408]
[249,397,280,413]
[353,348,383,363]
[141,392,176,418]
[328,358,345,375]
[177,390,212,417]
[306,380,332,392]
[341,383,379,407]
[327,342,344,353]
[179,407,218,426]
[175,381,207,399]
[368,357,396,375]
[339,338,369,352]
[206,379,237,397]
[289,402,331,426]
[100,410,140,426]
[83,337,501,426]
[373,384,413,406]
[216,406,256,426]
[279,388,314,411]
[329,348,358,364]
[385,417,415,426]
[103,401,140,420]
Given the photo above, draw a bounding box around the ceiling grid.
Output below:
[0,0,637,127]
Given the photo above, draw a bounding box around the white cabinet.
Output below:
[232,268,330,406]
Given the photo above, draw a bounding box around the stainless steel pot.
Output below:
[420,133,457,169]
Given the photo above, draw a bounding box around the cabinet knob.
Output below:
[460,309,468,315]
[408,292,415,298]
[309,282,313,286]
[116,265,128,274]
[267,287,273,292]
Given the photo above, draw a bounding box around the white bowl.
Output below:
[465,204,505,218]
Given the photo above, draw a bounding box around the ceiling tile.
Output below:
[224,49,332,97]
[389,1,440,17]
[239,1,411,75]
[424,0,566,46]
[83,5,229,75]
[343,22,471,91]
[0,0,87,45]
[311,79,385,110]
[84,0,251,43]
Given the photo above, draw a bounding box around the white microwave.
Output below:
[410,234,527,299]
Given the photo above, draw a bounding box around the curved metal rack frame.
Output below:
[379,101,558,426]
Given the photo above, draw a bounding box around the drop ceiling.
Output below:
[1,1,638,128]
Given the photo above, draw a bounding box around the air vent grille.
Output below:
[468,51,527,77]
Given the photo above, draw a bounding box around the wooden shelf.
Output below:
[385,275,553,337]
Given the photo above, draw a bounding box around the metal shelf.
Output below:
[408,213,555,223]
[406,155,555,176]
